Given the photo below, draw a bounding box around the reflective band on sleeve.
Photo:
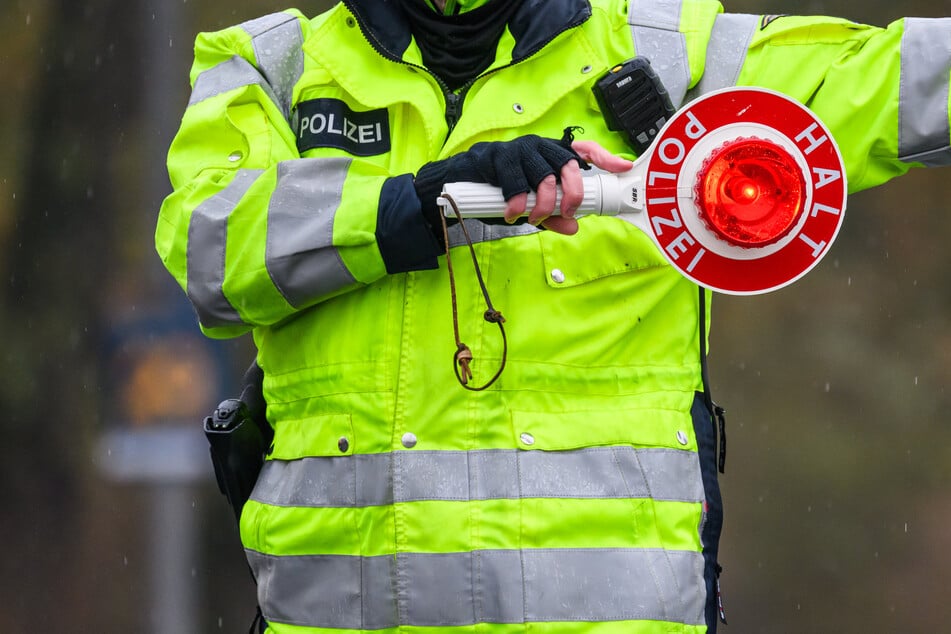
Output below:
[446,219,539,248]
[250,446,704,508]
[241,11,298,38]
[687,13,757,100]
[188,13,303,117]
[188,56,280,108]
[899,18,951,166]
[186,169,264,327]
[246,547,706,628]
[629,0,690,107]
[241,13,304,119]
[265,158,357,308]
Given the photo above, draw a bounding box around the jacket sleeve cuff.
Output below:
[377,174,444,274]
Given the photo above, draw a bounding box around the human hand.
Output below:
[503,140,634,235]
[414,135,593,234]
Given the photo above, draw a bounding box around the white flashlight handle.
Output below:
[438,172,626,219]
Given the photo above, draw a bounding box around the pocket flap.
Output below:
[511,405,695,452]
[539,217,668,289]
[270,413,354,459]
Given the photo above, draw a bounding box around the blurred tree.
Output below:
[719,4,951,633]
[0,0,135,629]
[0,0,291,630]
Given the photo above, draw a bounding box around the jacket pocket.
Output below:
[538,214,669,290]
[269,412,355,459]
[510,404,697,452]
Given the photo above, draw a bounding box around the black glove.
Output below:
[413,134,587,229]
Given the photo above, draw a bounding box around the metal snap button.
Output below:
[401,432,418,449]
[550,269,566,284]
[338,437,350,453]
[520,432,535,446]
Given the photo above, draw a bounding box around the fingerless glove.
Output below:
[413,134,585,228]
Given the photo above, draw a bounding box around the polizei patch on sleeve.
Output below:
[296,99,391,156]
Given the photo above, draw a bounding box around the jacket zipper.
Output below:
[439,15,588,135]
[342,26,464,134]
[342,4,589,135]
[444,91,463,133]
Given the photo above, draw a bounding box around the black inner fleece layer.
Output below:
[399,0,523,90]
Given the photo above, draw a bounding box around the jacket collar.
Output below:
[342,0,591,64]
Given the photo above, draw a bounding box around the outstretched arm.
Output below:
[731,14,951,192]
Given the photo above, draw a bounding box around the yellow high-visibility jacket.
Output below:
[156,1,951,632]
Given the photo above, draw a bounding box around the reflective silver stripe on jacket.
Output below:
[446,219,540,248]
[189,56,277,107]
[247,547,706,628]
[251,446,704,507]
[189,12,304,119]
[686,13,758,101]
[242,13,304,119]
[899,18,951,166]
[629,0,690,107]
[266,158,357,308]
[187,169,264,327]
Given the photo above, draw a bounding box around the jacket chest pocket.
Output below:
[538,215,668,289]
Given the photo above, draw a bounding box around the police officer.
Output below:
[156,1,951,632]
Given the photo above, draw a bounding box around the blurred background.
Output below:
[2,0,950,631]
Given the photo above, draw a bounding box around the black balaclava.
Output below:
[400,0,523,90]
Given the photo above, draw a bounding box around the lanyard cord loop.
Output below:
[439,194,508,390]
